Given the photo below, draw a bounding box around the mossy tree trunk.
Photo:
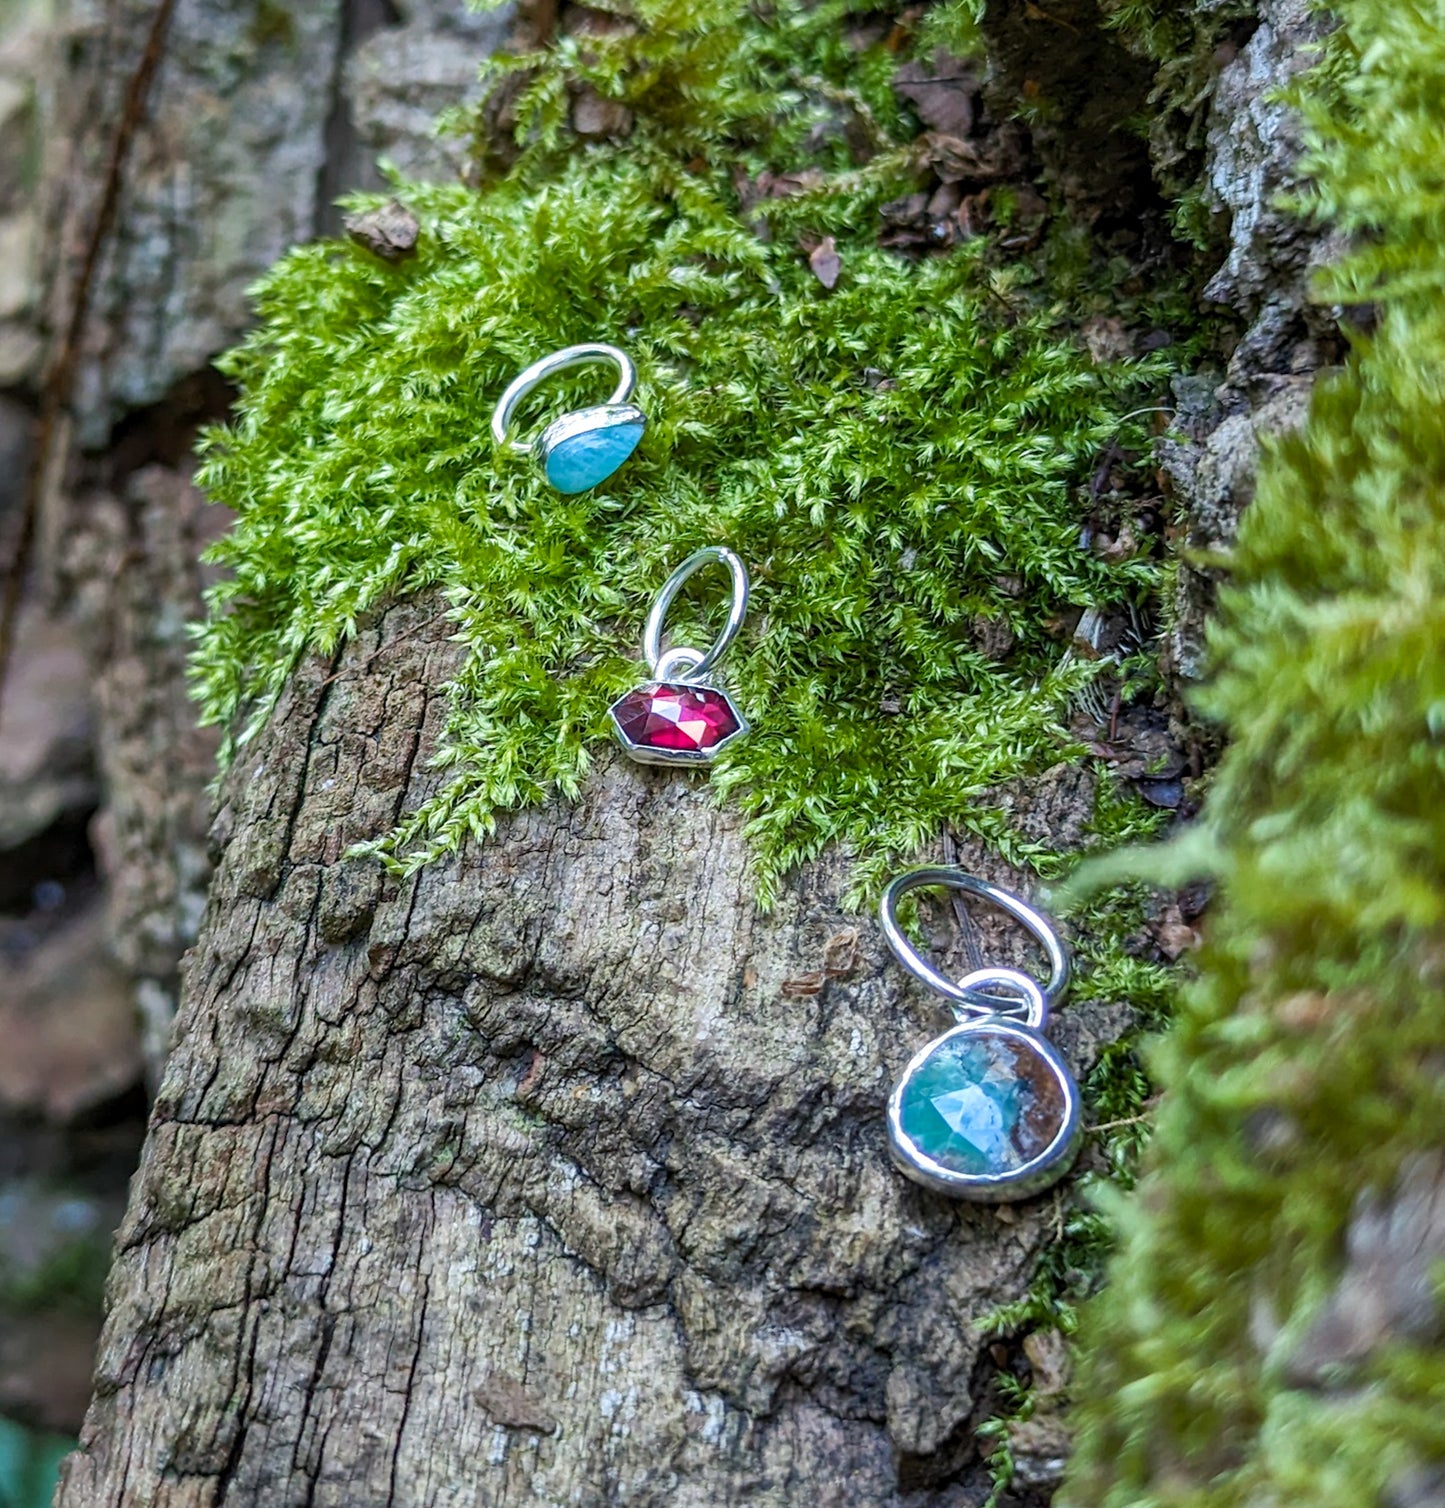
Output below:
[62,595,1125,1504]
[30,0,1329,1503]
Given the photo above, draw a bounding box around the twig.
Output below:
[1086,1112,1153,1135]
[1024,3,1083,37]
[1089,437,1123,502]
[941,827,986,973]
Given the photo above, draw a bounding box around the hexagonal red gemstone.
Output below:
[612,682,740,752]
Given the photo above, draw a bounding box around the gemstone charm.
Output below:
[538,407,646,494]
[887,1019,1081,1201]
[608,681,746,765]
[491,345,646,494]
[878,869,1079,1202]
[611,546,751,769]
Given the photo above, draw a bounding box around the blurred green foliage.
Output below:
[1065,1,1445,1502]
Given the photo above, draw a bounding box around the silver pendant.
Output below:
[608,546,750,767]
[879,869,1083,1202]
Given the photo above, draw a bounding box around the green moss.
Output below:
[192,0,1177,906]
[1064,2,1445,1502]
[904,0,985,62]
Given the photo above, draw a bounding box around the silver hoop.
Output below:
[490,344,636,452]
[643,547,750,684]
[490,344,644,494]
[878,868,1070,1022]
[879,867,1080,1203]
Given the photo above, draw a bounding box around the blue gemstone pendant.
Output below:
[887,1018,1081,1202]
[878,869,1082,1203]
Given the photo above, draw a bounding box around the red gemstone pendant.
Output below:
[613,546,751,767]
[608,680,747,766]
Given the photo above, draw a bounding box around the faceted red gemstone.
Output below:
[612,682,740,752]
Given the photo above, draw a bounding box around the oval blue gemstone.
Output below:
[544,421,644,494]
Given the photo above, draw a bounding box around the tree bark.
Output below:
[0,0,508,1448]
[1160,0,1339,679]
[33,0,513,1080]
[57,593,1123,1504]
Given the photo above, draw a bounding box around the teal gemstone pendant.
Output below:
[537,404,646,494]
[878,867,1084,1204]
[887,1018,1081,1201]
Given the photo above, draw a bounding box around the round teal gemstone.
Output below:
[896,1026,1068,1178]
[543,420,644,494]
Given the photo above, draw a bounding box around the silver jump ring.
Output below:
[952,967,1047,1029]
[490,343,637,455]
[878,868,1070,1023]
[643,546,750,684]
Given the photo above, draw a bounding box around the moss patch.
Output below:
[190,0,1182,906]
[1064,2,1445,1502]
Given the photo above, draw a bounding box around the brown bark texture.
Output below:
[60,596,1123,1505]
[0,0,503,1453]
[0,0,1325,1500]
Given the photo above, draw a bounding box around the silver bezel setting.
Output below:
[607,679,750,768]
[886,1018,1082,1202]
[535,402,647,476]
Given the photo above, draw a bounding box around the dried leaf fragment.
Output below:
[892,51,979,137]
[572,88,633,139]
[343,199,419,263]
[1150,904,1200,959]
[822,928,860,977]
[922,124,1027,186]
[809,235,842,289]
[781,971,826,998]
